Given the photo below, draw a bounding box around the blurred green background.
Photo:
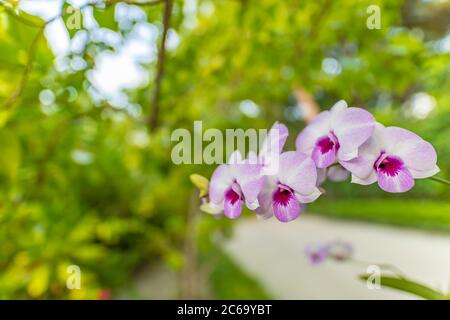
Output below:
[0,0,448,299]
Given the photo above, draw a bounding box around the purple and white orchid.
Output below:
[341,123,440,193]
[296,100,376,168]
[209,151,264,219]
[255,151,321,222]
[195,102,445,222]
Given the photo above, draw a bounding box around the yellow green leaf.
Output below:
[190,174,209,198]
[0,129,21,180]
[200,202,222,215]
[27,265,50,298]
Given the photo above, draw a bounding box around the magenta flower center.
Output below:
[272,184,294,205]
[310,252,322,263]
[316,132,340,154]
[374,153,405,177]
[225,182,243,205]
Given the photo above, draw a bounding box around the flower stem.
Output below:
[430,176,450,186]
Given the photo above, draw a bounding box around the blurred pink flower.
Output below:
[304,244,329,265]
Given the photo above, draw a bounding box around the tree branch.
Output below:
[121,0,164,6]
[2,25,44,110]
[148,0,173,132]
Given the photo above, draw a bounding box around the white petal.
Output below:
[351,171,377,185]
[245,198,260,210]
[409,165,440,179]
[295,187,322,203]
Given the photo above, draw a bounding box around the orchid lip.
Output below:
[271,182,301,222]
[273,185,293,203]
[374,152,406,177]
[316,131,340,154]
[312,131,340,168]
[275,182,292,192]
[223,184,244,219]
[230,180,243,196]
[374,151,388,170]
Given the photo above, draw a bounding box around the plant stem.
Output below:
[430,176,450,186]
[148,0,173,132]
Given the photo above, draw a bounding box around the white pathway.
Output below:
[223,215,450,299]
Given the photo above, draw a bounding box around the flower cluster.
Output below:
[197,100,439,223]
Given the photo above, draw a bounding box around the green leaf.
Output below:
[93,5,118,31]
[27,265,50,298]
[0,129,21,180]
[200,202,222,215]
[359,274,448,300]
[62,3,84,38]
[190,174,209,198]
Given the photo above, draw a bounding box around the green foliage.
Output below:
[359,274,448,300]
[208,250,272,300]
[309,199,450,232]
[0,129,21,180]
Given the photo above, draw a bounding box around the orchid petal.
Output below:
[316,168,327,185]
[259,122,288,156]
[223,188,242,219]
[374,156,414,193]
[330,100,348,114]
[295,187,321,203]
[273,188,301,222]
[296,111,331,155]
[409,165,440,179]
[245,198,260,210]
[277,151,318,196]
[340,123,385,179]
[209,164,233,204]
[377,166,414,193]
[384,127,438,175]
[351,171,377,185]
[311,136,338,168]
[332,107,375,161]
[254,177,277,219]
[328,166,350,182]
[235,163,264,205]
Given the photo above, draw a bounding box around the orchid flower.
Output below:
[341,123,440,193]
[327,241,353,261]
[255,151,321,222]
[209,151,264,219]
[304,243,329,265]
[304,241,353,266]
[296,100,375,168]
[256,121,289,176]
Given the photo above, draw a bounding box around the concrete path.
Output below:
[223,215,450,299]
